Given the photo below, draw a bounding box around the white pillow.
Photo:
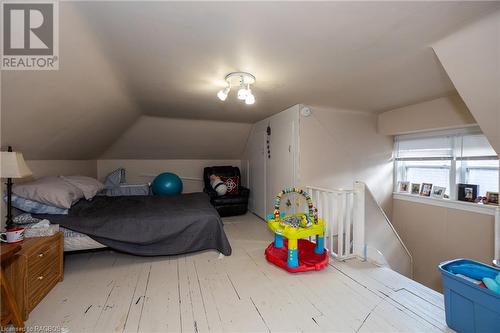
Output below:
[12,176,84,209]
[61,176,104,200]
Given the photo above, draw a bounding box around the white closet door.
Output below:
[246,104,300,219]
[248,129,267,219]
[267,119,296,214]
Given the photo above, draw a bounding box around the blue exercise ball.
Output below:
[152,172,183,195]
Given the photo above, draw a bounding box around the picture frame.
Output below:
[457,183,478,202]
[410,183,420,195]
[398,181,410,193]
[486,191,499,205]
[431,186,446,199]
[420,183,432,197]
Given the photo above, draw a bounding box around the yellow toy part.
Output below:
[268,215,325,240]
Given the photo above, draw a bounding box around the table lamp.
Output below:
[1,146,32,229]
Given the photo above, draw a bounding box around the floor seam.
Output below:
[122,262,146,332]
[135,263,152,333]
[250,297,271,333]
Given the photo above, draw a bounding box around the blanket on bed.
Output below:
[35,193,231,256]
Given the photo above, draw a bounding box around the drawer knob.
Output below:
[38,253,44,257]
[38,275,44,280]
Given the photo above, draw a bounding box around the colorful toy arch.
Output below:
[273,187,318,227]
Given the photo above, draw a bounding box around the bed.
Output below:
[60,226,106,252]
[35,193,232,256]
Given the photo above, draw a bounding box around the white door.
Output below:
[246,105,300,219]
[266,119,296,214]
[248,129,266,219]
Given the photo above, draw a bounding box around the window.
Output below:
[462,160,499,196]
[395,134,454,196]
[395,128,499,200]
[402,160,451,195]
[457,134,499,196]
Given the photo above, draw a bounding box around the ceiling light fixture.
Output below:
[217,72,256,105]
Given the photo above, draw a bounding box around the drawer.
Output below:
[27,242,59,278]
[28,265,59,311]
[28,262,59,292]
[28,241,58,265]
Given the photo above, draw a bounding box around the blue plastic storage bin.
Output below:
[439,259,500,333]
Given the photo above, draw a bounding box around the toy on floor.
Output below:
[483,274,500,293]
[448,263,498,280]
[264,187,328,273]
[448,261,500,294]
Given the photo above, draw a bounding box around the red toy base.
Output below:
[264,239,329,273]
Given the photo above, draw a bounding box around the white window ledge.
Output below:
[393,192,499,216]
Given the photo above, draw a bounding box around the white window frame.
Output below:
[395,159,453,197]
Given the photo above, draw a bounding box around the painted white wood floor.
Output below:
[27,214,453,333]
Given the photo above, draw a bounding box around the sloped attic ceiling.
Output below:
[2,1,498,160]
[1,3,140,160]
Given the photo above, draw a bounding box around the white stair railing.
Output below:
[306,186,359,259]
[494,207,500,267]
[306,182,413,278]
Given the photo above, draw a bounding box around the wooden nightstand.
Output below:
[3,232,64,320]
[1,243,24,329]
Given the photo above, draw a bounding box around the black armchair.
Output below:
[203,166,250,217]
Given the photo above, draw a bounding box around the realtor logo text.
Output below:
[2,1,59,70]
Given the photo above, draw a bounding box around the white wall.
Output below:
[432,10,500,155]
[100,116,252,160]
[393,198,495,291]
[25,160,97,178]
[299,106,394,216]
[97,159,241,193]
[378,94,476,135]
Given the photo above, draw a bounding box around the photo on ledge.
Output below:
[420,183,433,197]
[457,183,478,202]
[431,186,446,199]
[410,183,421,195]
[398,181,410,193]
[486,191,499,205]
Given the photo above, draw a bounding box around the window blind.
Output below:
[395,129,498,161]
[458,133,498,160]
[395,135,454,160]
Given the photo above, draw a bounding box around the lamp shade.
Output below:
[1,151,32,178]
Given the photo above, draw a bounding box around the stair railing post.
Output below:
[494,207,500,267]
[352,181,366,261]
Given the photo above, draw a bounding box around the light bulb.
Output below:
[217,87,230,101]
[217,90,227,101]
[237,87,248,100]
[245,93,255,105]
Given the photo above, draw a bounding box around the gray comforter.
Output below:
[35,193,231,256]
